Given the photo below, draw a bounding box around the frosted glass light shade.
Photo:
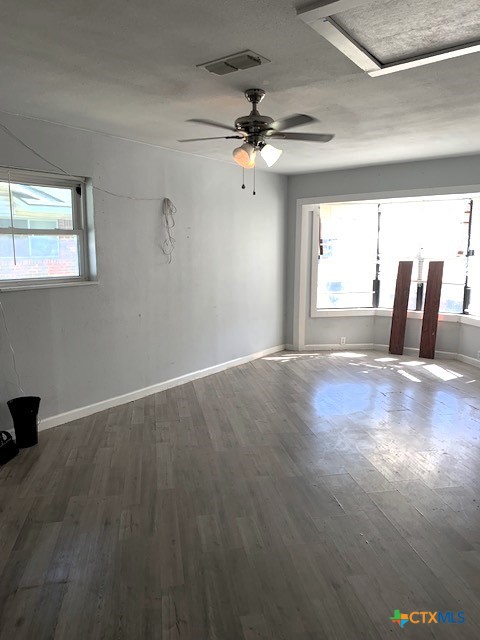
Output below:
[260,144,283,167]
[233,143,256,168]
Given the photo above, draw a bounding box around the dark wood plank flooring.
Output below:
[1,350,480,639]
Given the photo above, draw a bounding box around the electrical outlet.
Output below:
[340,337,346,345]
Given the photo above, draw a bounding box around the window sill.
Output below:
[375,308,460,323]
[311,308,375,318]
[0,280,98,292]
[311,307,480,325]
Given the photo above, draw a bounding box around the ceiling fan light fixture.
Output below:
[233,142,256,168]
[260,143,283,167]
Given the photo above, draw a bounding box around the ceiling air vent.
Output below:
[198,50,270,75]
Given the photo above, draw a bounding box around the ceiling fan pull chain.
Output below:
[253,164,256,196]
[241,167,245,190]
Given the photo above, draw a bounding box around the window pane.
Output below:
[379,199,469,311]
[317,291,373,308]
[0,182,74,230]
[439,283,464,314]
[317,203,378,308]
[439,256,465,313]
[0,234,80,280]
[378,261,417,310]
[0,218,28,229]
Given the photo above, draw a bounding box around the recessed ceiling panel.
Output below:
[334,0,480,63]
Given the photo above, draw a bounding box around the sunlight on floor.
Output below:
[397,369,421,382]
[423,364,463,381]
[263,353,322,361]
[330,352,366,358]
[264,351,476,387]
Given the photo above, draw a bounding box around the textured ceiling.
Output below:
[0,0,479,174]
[335,0,480,64]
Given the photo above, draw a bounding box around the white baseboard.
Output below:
[286,341,458,360]
[373,343,388,352]
[302,343,375,351]
[284,343,375,352]
[39,344,285,432]
[288,342,458,359]
[457,353,480,369]
[373,344,456,359]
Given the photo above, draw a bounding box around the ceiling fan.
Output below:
[178,88,334,168]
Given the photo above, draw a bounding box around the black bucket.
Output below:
[7,396,41,448]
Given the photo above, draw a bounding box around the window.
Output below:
[316,203,378,308]
[315,195,477,314]
[378,199,469,314]
[0,170,94,286]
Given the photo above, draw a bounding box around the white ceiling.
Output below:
[0,0,480,174]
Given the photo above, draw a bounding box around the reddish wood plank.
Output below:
[389,261,413,355]
[419,261,444,359]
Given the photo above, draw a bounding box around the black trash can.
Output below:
[7,396,41,448]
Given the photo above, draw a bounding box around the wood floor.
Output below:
[1,350,480,639]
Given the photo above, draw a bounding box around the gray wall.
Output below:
[306,315,374,347]
[373,315,460,355]
[458,323,480,361]
[0,114,287,424]
[287,155,480,353]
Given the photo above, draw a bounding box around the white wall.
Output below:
[287,155,480,356]
[0,114,287,426]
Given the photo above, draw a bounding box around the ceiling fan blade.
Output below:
[269,113,318,131]
[178,135,244,142]
[267,132,334,142]
[187,118,240,133]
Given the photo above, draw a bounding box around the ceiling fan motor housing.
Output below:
[234,114,273,133]
[235,89,273,145]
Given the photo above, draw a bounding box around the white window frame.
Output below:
[0,169,96,289]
